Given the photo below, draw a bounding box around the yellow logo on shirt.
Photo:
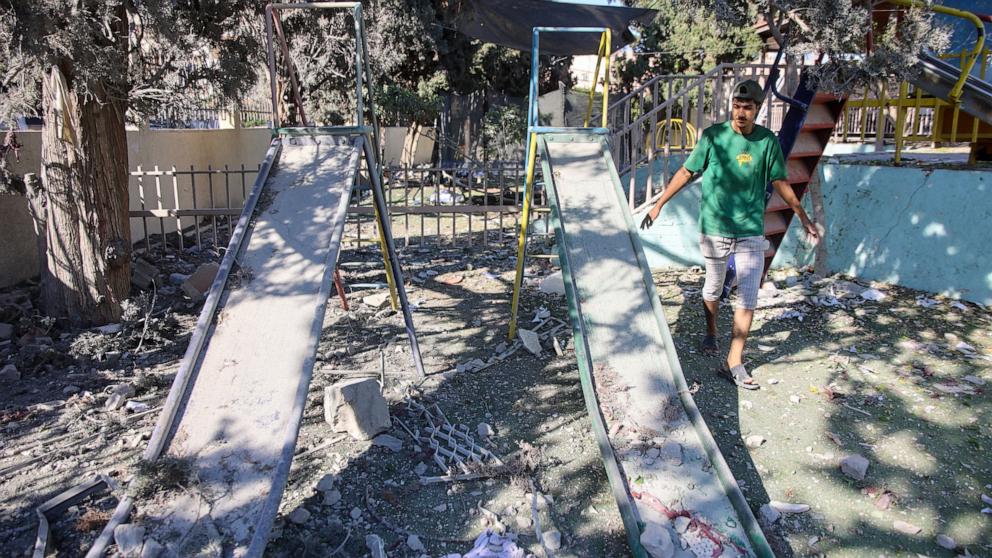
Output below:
[736,152,753,167]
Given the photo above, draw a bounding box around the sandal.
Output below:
[700,335,719,355]
[719,362,759,390]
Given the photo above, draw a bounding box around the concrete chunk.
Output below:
[114,524,145,557]
[840,453,870,481]
[518,328,542,356]
[182,262,220,301]
[0,364,20,383]
[539,271,566,295]
[324,378,391,440]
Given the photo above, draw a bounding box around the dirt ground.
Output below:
[1,235,990,557]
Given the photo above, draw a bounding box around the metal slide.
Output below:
[909,52,992,126]
[538,132,773,557]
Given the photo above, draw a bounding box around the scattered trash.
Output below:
[916,295,940,308]
[859,288,887,302]
[773,309,805,321]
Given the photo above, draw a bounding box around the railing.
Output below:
[607,62,798,212]
[128,163,542,255]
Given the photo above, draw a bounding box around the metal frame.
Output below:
[509,26,611,340]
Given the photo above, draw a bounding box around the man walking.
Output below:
[639,79,818,389]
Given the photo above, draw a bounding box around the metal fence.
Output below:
[128,162,540,255]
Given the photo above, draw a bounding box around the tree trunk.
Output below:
[39,66,131,325]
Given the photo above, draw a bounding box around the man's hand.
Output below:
[802,219,820,244]
[640,206,660,230]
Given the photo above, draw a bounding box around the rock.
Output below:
[646,447,661,459]
[414,462,428,476]
[745,435,765,449]
[768,378,780,385]
[169,273,189,285]
[673,516,691,533]
[105,384,136,411]
[769,501,810,514]
[363,291,392,309]
[324,378,391,440]
[350,507,363,520]
[936,534,956,549]
[539,271,565,295]
[63,385,81,395]
[114,524,145,557]
[840,454,870,481]
[132,259,158,290]
[140,539,163,558]
[962,375,986,386]
[407,534,426,552]
[759,504,782,524]
[789,394,802,404]
[640,522,674,558]
[316,473,337,491]
[741,400,753,410]
[0,364,20,383]
[0,323,13,340]
[366,534,387,558]
[893,520,921,535]
[544,529,562,551]
[288,507,311,524]
[477,422,494,438]
[95,323,123,335]
[659,441,683,465]
[181,262,220,301]
[322,489,341,506]
[372,434,404,452]
[433,503,448,512]
[125,401,150,413]
[518,328,542,356]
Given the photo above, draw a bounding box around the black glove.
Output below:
[639,213,654,230]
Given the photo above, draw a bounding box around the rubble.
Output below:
[0,364,20,382]
[105,384,136,411]
[640,522,675,557]
[840,454,870,481]
[371,434,404,452]
[517,328,542,356]
[181,262,219,301]
[759,504,782,524]
[363,291,392,309]
[324,378,391,440]
[288,507,311,524]
[113,523,146,557]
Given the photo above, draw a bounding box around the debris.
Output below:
[962,375,986,386]
[769,501,810,514]
[840,454,870,481]
[0,322,12,340]
[518,328,542,356]
[539,271,565,295]
[141,539,164,558]
[741,400,753,410]
[659,441,683,465]
[859,288,887,301]
[322,490,342,506]
[477,422,495,439]
[533,307,551,322]
[892,520,921,535]
[437,274,463,285]
[288,507,311,524]
[767,378,780,385]
[125,401,150,414]
[365,534,387,558]
[94,323,123,334]
[350,507,363,520]
[325,378,391,440]
[825,431,843,446]
[433,503,448,512]
[0,364,20,382]
[114,524,145,557]
[105,384,136,411]
[407,534,426,552]
[954,341,977,354]
[774,309,805,321]
[745,435,765,449]
[916,295,940,308]
[759,504,782,524]
[316,474,337,491]
[363,292,392,309]
[933,382,977,395]
[640,522,675,557]
[544,528,562,551]
[181,262,219,301]
[168,272,189,285]
[414,462,428,476]
[936,534,957,550]
[132,258,159,290]
[789,395,802,404]
[372,434,404,453]
[982,494,992,505]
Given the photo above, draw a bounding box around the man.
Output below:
[639,79,818,389]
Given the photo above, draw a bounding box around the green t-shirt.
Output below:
[683,121,787,238]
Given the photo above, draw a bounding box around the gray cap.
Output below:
[732,79,765,104]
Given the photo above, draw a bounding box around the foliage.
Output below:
[480,104,527,161]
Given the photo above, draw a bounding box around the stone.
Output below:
[769,501,810,514]
[640,523,674,558]
[539,271,566,295]
[0,323,13,340]
[789,395,802,404]
[516,515,533,530]
[414,462,428,476]
[366,534,387,558]
[169,273,189,285]
[840,454,870,481]
[363,291,392,309]
[745,435,765,449]
[140,539,163,558]
[125,401,150,413]
[759,504,782,524]
[95,323,123,335]
[322,489,341,506]
[324,378,391,440]
[477,422,494,438]
[288,507,311,524]
[544,529,562,551]
[372,434,403,452]
[105,384,136,411]
[518,328,542,356]
[646,447,661,459]
[316,473,337,491]
[659,441,683,465]
[350,507,363,520]
[407,534,426,552]
[433,503,448,512]
[962,375,986,386]
[673,516,691,533]
[181,262,220,301]
[114,524,145,557]
[0,364,20,383]
[893,520,921,535]
[936,534,956,549]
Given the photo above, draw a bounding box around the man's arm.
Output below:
[771,179,819,241]
[639,166,695,229]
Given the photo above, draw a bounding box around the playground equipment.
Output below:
[509,28,774,557]
[86,4,423,556]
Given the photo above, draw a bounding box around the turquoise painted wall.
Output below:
[633,157,992,305]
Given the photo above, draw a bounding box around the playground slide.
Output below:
[538,133,773,557]
[128,134,366,556]
[910,52,992,125]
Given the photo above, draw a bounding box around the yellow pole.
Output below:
[508,131,540,340]
[584,33,607,128]
[373,195,400,310]
[601,29,611,129]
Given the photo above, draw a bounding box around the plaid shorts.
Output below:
[700,234,768,310]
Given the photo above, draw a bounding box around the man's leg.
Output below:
[699,235,730,353]
[727,307,754,368]
[726,242,763,371]
[703,299,719,336]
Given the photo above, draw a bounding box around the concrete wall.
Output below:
[636,155,992,305]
